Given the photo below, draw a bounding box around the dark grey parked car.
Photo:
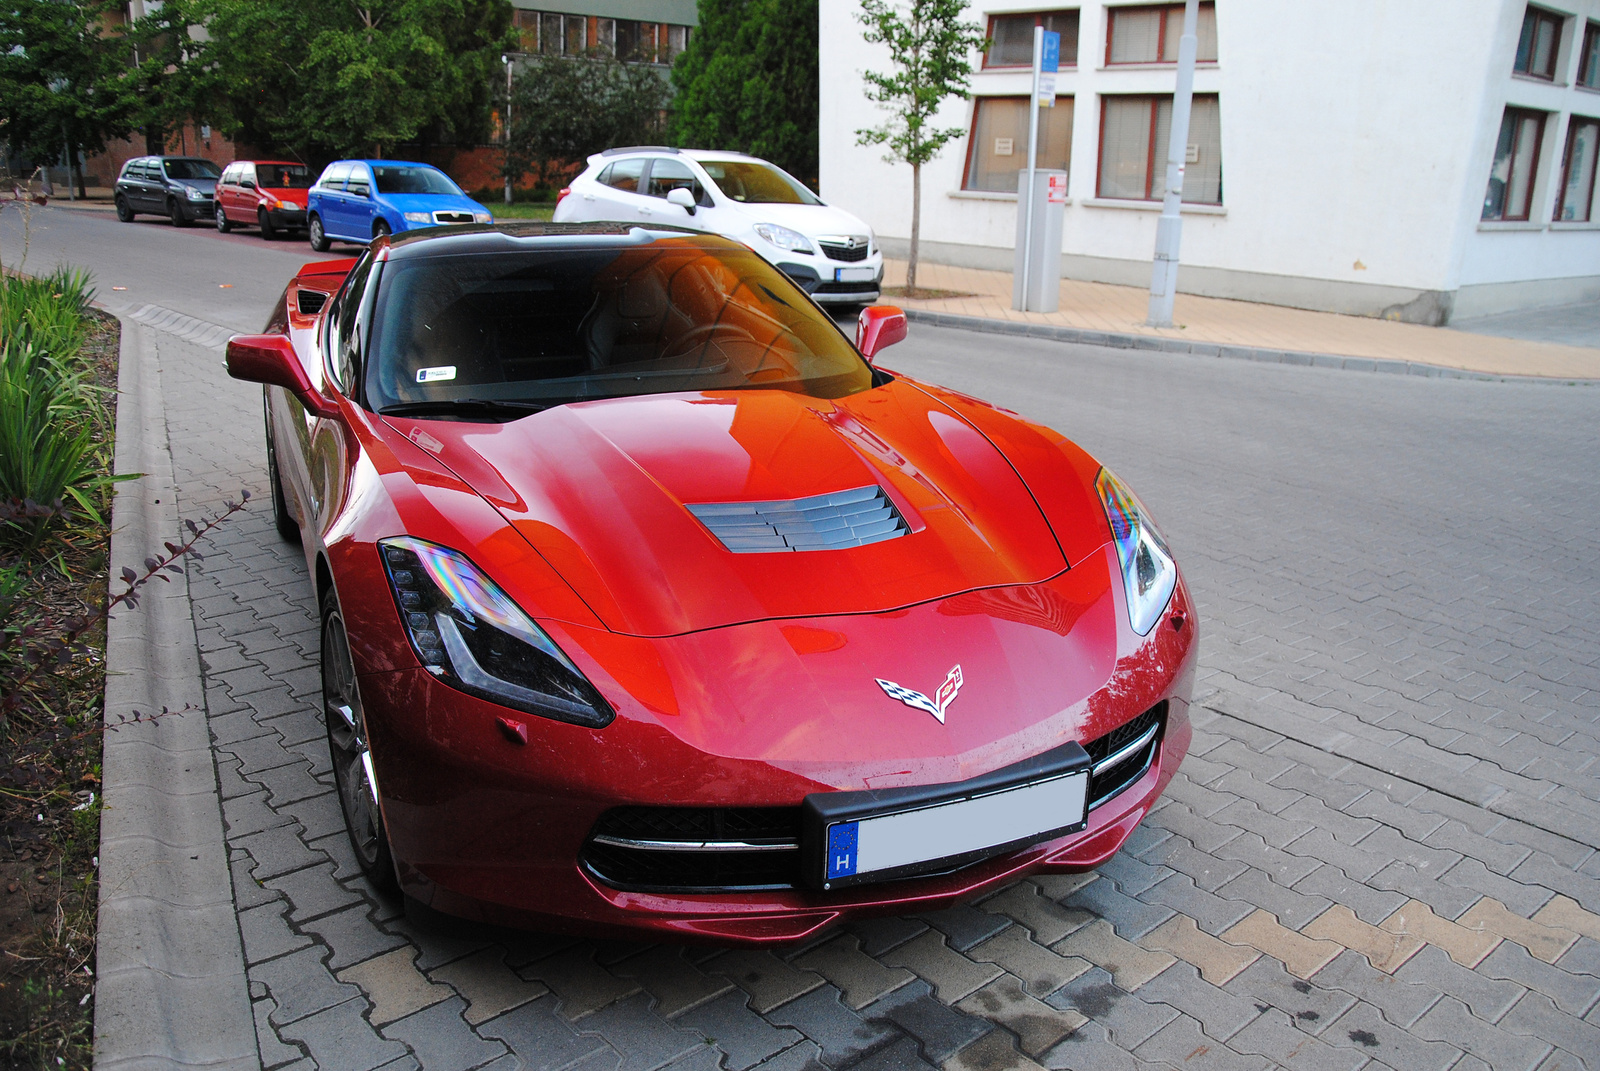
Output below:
[114,156,221,226]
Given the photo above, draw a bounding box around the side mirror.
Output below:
[666,187,697,215]
[225,334,338,417]
[855,305,907,361]
[241,179,256,190]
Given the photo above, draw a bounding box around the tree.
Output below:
[854,0,985,293]
[0,1,138,195]
[186,0,514,163]
[671,0,819,187]
[504,51,671,190]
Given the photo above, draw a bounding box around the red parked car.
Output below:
[222,223,1197,941]
[215,160,313,239]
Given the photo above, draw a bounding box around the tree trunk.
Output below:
[72,151,87,199]
[908,160,921,294]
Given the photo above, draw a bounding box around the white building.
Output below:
[819,0,1600,324]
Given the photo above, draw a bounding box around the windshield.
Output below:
[372,166,460,195]
[164,159,221,180]
[699,161,821,205]
[365,238,871,413]
[257,164,312,188]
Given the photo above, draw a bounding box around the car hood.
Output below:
[263,186,309,205]
[175,179,217,194]
[383,379,1069,637]
[379,192,484,215]
[725,200,873,242]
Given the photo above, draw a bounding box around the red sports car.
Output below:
[224,223,1197,942]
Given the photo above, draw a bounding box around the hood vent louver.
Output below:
[689,485,909,553]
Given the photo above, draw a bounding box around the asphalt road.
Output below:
[22,202,1600,1071]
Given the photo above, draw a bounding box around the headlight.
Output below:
[186,186,205,200]
[379,537,614,728]
[1096,469,1177,636]
[473,211,492,223]
[752,222,815,255]
[403,211,431,224]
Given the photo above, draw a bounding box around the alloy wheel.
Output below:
[322,595,396,891]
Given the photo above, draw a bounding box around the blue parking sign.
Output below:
[1041,30,1061,73]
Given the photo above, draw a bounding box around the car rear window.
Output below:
[365,237,871,412]
[164,159,221,180]
[699,161,821,205]
[372,166,459,195]
[257,164,312,188]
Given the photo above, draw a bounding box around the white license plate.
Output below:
[823,770,1088,883]
[835,266,877,283]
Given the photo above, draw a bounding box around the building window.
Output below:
[962,96,1075,192]
[1105,3,1217,65]
[1514,6,1563,80]
[1097,94,1221,203]
[984,10,1080,68]
[540,13,563,54]
[1578,22,1599,88]
[1483,107,1547,220]
[1556,116,1599,221]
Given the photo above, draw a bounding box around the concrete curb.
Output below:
[94,320,257,1070]
[903,308,1600,386]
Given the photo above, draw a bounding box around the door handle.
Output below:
[583,194,595,201]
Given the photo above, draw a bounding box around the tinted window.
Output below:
[699,161,821,204]
[258,164,312,188]
[600,158,646,193]
[365,238,870,412]
[645,158,706,202]
[164,159,221,180]
[326,254,377,391]
[371,166,459,195]
[319,163,352,190]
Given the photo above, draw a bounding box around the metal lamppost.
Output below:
[1146,0,1199,327]
[502,53,514,206]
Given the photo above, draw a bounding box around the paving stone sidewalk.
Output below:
[121,311,1600,1071]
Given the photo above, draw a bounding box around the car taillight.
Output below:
[556,187,571,207]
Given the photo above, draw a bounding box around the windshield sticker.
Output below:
[416,366,457,383]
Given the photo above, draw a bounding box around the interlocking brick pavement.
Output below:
[125,310,1600,1070]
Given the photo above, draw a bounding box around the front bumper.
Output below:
[267,205,307,228]
[180,199,216,220]
[352,548,1198,942]
[775,252,886,305]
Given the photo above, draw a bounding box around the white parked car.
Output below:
[554,147,884,307]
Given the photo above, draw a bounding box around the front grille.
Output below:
[814,281,880,294]
[433,210,474,224]
[688,485,909,553]
[1084,702,1165,809]
[820,241,870,262]
[581,806,802,892]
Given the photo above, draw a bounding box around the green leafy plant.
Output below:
[855,0,987,292]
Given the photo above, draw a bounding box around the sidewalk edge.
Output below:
[903,309,1600,385]
[94,320,257,1070]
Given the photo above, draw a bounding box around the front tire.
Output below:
[372,219,391,241]
[308,213,330,252]
[259,208,279,241]
[168,199,189,227]
[264,403,300,544]
[115,195,134,222]
[215,208,232,233]
[322,589,398,895]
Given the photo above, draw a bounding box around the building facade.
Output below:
[820,0,1600,323]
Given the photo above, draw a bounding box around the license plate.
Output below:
[835,266,877,283]
[803,741,1090,889]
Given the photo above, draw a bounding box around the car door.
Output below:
[584,157,651,222]
[217,163,239,222]
[130,160,160,211]
[316,163,353,236]
[342,165,377,238]
[640,157,710,229]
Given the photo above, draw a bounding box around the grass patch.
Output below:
[491,203,557,222]
[880,285,978,301]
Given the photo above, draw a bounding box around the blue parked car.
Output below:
[306,159,491,250]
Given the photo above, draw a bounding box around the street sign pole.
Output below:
[1016,27,1060,312]
[1147,0,1199,327]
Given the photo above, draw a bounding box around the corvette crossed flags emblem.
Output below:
[876,665,963,723]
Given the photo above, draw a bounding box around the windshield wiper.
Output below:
[378,399,548,420]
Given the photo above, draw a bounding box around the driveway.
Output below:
[12,206,1599,1071]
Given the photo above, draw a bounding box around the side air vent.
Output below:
[688,485,909,553]
[296,289,328,316]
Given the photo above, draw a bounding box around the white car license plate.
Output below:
[835,266,877,283]
[823,770,1088,883]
